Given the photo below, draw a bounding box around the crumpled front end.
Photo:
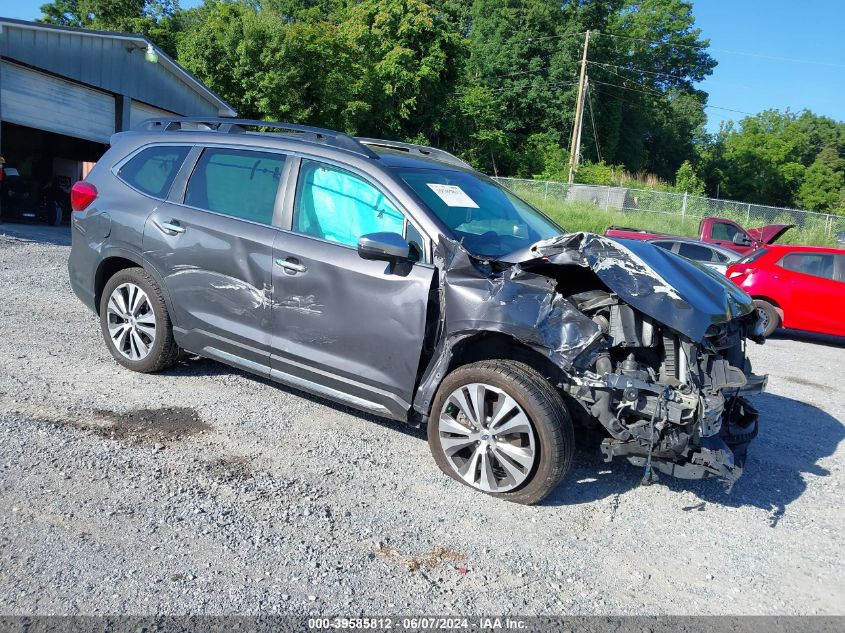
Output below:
[563,290,766,488]
[415,232,767,490]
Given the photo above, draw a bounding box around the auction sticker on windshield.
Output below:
[426,183,479,208]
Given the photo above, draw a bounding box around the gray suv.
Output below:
[69,118,767,504]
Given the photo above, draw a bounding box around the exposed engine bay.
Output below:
[414,232,767,489]
[564,289,765,487]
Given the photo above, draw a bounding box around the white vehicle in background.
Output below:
[648,237,742,274]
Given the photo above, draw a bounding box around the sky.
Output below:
[2,0,844,132]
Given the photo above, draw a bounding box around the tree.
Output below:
[590,0,715,179]
[338,0,466,140]
[797,147,845,212]
[176,1,353,126]
[674,159,704,195]
[707,110,845,210]
[39,0,182,55]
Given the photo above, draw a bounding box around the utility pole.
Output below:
[568,29,590,185]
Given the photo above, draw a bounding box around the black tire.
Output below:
[47,204,62,226]
[99,267,180,373]
[753,299,780,337]
[427,360,573,505]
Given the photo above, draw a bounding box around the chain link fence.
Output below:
[493,177,845,245]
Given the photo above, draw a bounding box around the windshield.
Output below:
[397,168,562,258]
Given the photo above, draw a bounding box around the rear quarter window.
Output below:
[117,146,190,198]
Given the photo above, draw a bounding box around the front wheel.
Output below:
[427,360,573,505]
[753,299,780,337]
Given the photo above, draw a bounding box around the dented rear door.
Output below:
[143,146,290,373]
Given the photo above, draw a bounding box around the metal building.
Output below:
[0,17,234,222]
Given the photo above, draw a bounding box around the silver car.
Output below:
[649,237,741,274]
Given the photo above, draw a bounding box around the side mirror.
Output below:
[733,233,752,246]
[357,232,411,262]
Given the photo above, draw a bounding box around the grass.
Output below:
[523,194,840,248]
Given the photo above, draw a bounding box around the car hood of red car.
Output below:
[747,224,793,244]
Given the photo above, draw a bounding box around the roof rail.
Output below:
[136,117,379,159]
[356,138,472,169]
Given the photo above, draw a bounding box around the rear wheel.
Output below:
[99,267,180,373]
[427,360,573,505]
[753,299,780,337]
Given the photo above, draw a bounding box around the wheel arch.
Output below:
[94,253,175,323]
[751,295,785,320]
[414,330,570,419]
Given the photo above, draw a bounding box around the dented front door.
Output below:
[269,231,434,419]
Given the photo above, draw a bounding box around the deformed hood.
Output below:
[747,223,793,244]
[522,233,755,342]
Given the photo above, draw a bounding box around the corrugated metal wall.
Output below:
[0,21,228,124]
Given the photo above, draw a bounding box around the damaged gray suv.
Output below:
[69,117,767,504]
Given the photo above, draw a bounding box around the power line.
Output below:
[587,60,688,82]
[590,78,664,98]
[593,30,845,69]
[456,79,577,97]
[591,83,753,116]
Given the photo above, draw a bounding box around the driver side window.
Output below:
[293,160,406,249]
[711,221,743,242]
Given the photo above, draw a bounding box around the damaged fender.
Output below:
[414,232,767,489]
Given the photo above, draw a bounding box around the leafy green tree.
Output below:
[707,109,845,210]
[797,147,845,212]
[176,1,353,126]
[590,0,715,179]
[338,0,466,140]
[674,159,704,195]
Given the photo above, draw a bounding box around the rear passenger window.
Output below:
[118,146,189,197]
[778,253,835,280]
[184,148,286,225]
[678,242,714,261]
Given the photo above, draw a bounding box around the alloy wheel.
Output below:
[106,283,157,361]
[438,383,537,493]
[756,306,769,332]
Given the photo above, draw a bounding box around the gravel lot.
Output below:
[1,222,843,616]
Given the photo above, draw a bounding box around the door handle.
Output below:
[153,218,186,235]
[275,257,307,273]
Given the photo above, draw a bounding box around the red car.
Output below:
[726,245,845,337]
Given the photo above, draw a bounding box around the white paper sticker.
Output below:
[426,183,479,208]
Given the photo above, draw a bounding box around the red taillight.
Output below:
[70,181,98,212]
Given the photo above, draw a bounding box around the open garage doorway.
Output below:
[0,122,105,226]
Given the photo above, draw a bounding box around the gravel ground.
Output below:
[1,222,843,616]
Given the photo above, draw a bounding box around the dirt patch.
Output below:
[85,407,211,443]
[374,545,465,572]
[10,405,211,445]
